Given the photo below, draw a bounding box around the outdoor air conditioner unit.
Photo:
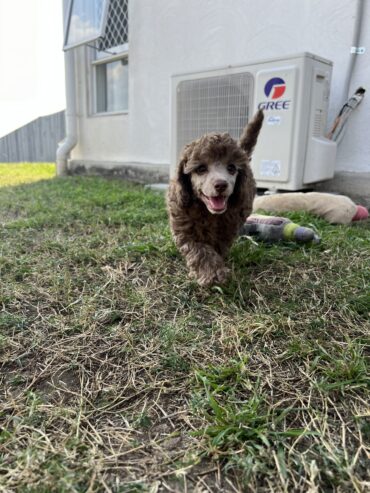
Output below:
[171,52,337,191]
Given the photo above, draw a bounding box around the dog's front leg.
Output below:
[180,242,230,286]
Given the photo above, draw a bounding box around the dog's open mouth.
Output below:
[201,193,228,214]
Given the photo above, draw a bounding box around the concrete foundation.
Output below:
[68,160,169,185]
[314,172,370,208]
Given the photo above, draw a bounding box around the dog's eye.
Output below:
[227,164,237,175]
[195,164,207,175]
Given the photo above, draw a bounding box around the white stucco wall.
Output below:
[70,47,130,162]
[72,0,370,174]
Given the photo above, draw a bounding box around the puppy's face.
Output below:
[189,161,238,214]
[182,134,246,215]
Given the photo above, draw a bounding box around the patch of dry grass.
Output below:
[0,173,369,492]
[0,162,55,188]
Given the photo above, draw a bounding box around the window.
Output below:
[98,0,128,51]
[65,0,129,114]
[64,0,109,50]
[96,58,128,112]
[92,0,129,114]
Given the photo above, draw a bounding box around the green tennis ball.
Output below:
[283,222,299,240]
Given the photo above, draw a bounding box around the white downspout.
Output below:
[341,0,365,105]
[56,48,78,176]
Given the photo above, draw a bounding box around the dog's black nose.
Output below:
[214,180,228,193]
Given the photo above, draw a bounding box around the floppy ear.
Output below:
[229,110,262,217]
[228,164,256,217]
[175,143,195,208]
[239,109,264,157]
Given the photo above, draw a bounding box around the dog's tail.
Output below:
[239,109,264,157]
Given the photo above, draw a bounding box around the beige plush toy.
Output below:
[253,192,368,225]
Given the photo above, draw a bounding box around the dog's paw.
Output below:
[215,266,230,285]
[196,266,230,287]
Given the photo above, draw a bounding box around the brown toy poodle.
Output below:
[167,109,264,286]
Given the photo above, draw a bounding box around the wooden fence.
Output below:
[0,110,66,162]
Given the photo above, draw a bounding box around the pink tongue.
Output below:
[209,196,226,210]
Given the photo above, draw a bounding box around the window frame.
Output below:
[88,46,129,117]
[63,0,110,51]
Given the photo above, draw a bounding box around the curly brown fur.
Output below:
[167,110,264,286]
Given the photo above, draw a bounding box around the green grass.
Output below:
[0,163,369,492]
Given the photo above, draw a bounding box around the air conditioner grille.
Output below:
[313,109,323,137]
[176,73,253,158]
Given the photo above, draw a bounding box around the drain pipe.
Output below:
[341,0,365,105]
[56,48,78,176]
